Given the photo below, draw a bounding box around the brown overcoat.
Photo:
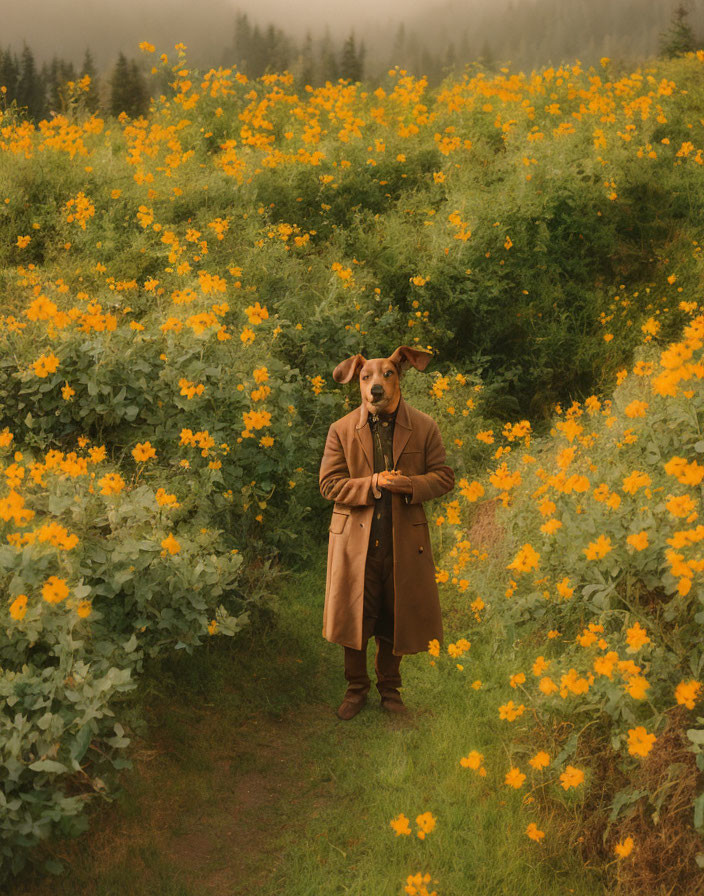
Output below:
[319,395,455,655]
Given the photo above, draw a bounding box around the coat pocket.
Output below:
[412,520,431,556]
[329,511,349,534]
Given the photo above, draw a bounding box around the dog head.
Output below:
[332,346,432,415]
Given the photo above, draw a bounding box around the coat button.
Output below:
[418,546,424,553]
[360,523,364,527]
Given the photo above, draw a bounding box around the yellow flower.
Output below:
[9,594,28,620]
[622,471,651,495]
[556,577,574,599]
[614,836,634,858]
[498,700,525,721]
[559,765,584,790]
[155,488,179,507]
[528,751,550,770]
[98,473,125,495]
[675,679,702,709]
[526,822,545,841]
[626,531,649,551]
[76,600,92,618]
[42,576,69,604]
[666,494,697,518]
[532,656,549,676]
[509,672,525,688]
[458,479,484,501]
[624,675,650,700]
[504,767,526,788]
[506,543,540,573]
[132,441,157,463]
[32,352,60,378]
[538,676,558,695]
[390,813,411,836]
[460,750,484,770]
[161,534,181,555]
[626,726,656,758]
[415,811,436,839]
[625,621,650,653]
[244,301,268,324]
[428,638,440,657]
[624,400,648,418]
[583,535,612,560]
[61,382,75,400]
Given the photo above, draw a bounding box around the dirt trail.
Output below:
[12,681,339,896]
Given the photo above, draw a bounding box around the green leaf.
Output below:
[29,759,68,774]
[43,858,65,876]
[687,729,704,745]
[694,793,704,831]
[70,724,93,763]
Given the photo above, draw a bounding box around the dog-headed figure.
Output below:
[319,346,455,719]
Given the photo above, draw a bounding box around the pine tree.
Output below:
[299,31,315,88]
[232,12,253,73]
[263,23,289,73]
[340,33,363,82]
[443,41,457,76]
[80,48,100,113]
[127,60,149,118]
[478,38,496,71]
[392,23,406,63]
[45,56,62,113]
[16,43,46,121]
[320,29,338,83]
[0,48,20,106]
[109,52,132,117]
[658,1,698,58]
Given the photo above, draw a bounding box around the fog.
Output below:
[1,0,702,78]
[2,0,448,67]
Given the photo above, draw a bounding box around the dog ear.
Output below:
[332,353,367,384]
[388,346,433,374]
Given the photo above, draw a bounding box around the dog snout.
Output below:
[370,384,384,398]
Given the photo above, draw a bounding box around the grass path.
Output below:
[10,545,607,896]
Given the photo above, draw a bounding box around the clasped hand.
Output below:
[377,470,413,494]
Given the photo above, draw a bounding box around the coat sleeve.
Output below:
[403,418,455,505]
[319,424,377,506]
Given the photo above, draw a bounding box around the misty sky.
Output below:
[2,0,699,75]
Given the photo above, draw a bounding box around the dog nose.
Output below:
[370,384,384,397]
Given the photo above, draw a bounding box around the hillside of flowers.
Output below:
[2,39,704,889]
[424,316,704,893]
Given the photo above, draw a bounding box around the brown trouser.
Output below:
[343,549,402,702]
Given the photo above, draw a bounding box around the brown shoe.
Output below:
[336,696,367,720]
[380,695,408,713]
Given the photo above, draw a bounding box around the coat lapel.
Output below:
[392,396,412,468]
[354,404,374,472]
[354,396,412,472]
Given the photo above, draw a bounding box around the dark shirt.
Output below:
[368,406,397,556]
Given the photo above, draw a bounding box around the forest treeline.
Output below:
[0,1,702,122]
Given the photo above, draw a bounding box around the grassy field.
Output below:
[8,544,605,896]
